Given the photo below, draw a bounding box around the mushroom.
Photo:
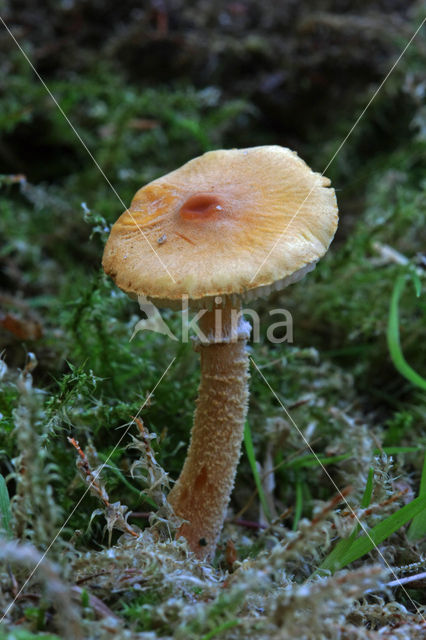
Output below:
[102,146,338,559]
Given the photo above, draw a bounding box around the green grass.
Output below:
[199,620,241,640]
[316,468,375,575]
[408,451,426,541]
[337,493,426,569]
[0,474,12,539]
[315,466,426,574]
[387,271,426,391]
[243,421,271,522]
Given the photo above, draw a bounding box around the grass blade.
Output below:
[282,447,420,471]
[387,272,426,390]
[360,467,375,509]
[243,421,271,521]
[293,475,304,531]
[407,450,426,540]
[0,473,12,538]
[199,620,240,640]
[316,468,374,575]
[339,493,426,568]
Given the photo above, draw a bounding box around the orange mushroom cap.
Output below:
[102,146,338,305]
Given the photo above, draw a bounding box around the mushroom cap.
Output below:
[102,146,338,306]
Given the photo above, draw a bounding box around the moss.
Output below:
[1,3,426,638]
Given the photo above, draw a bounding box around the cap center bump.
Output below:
[179,193,224,221]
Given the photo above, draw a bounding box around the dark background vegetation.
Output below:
[0,1,425,634]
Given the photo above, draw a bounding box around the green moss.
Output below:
[120,588,171,632]
[1,7,426,638]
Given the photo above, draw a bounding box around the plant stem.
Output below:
[168,300,250,559]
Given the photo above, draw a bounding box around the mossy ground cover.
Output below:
[0,2,426,638]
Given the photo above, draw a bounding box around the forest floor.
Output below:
[0,2,426,638]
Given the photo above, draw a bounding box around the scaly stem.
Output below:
[168,300,250,559]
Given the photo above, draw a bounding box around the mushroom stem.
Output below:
[168,300,250,559]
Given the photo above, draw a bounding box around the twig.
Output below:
[68,437,138,538]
